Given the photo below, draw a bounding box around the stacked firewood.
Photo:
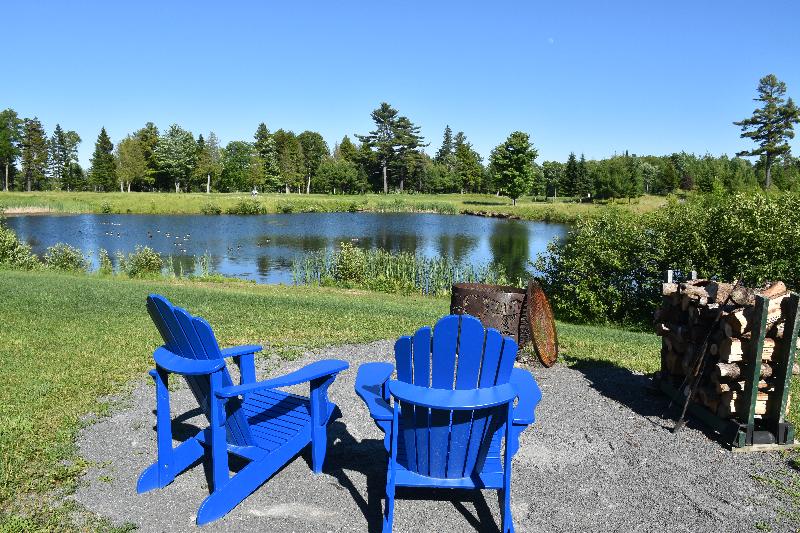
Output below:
[656,279,798,419]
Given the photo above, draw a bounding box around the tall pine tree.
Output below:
[563,152,579,197]
[575,154,592,198]
[253,123,281,191]
[20,118,48,192]
[89,127,116,191]
[734,74,800,189]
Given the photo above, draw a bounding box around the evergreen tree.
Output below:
[575,154,592,198]
[453,132,483,193]
[489,131,538,205]
[356,102,401,193]
[134,122,161,189]
[272,129,305,193]
[335,135,359,162]
[20,118,49,191]
[297,130,329,193]
[392,115,425,192]
[48,125,69,189]
[0,109,22,191]
[253,123,281,191]
[155,124,197,193]
[734,74,800,189]
[563,152,578,196]
[435,125,455,167]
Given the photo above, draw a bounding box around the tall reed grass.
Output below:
[291,242,510,296]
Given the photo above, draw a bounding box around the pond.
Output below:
[5,213,567,284]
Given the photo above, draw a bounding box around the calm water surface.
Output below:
[6,213,567,283]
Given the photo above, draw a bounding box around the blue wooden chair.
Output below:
[355,314,542,533]
[137,294,348,525]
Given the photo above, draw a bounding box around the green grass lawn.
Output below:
[0,191,666,222]
[0,268,664,530]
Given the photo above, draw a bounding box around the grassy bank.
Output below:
[0,191,666,222]
[0,268,664,529]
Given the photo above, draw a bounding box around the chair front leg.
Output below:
[153,368,175,488]
[309,374,336,473]
[209,371,230,493]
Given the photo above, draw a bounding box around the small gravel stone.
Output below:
[73,340,799,532]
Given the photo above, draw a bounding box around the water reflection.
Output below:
[5,213,567,284]
[489,220,531,281]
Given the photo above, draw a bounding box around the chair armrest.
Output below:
[221,345,263,358]
[223,345,262,385]
[355,362,395,421]
[510,367,542,425]
[153,347,225,376]
[216,359,348,398]
[388,380,517,410]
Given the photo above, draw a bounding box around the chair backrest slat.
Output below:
[146,294,253,447]
[395,314,517,479]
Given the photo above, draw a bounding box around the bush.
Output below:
[125,246,163,278]
[276,201,295,214]
[200,202,222,215]
[44,243,89,272]
[98,248,113,275]
[0,225,40,270]
[334,242,366,284]
[100,201,112,214]
[535,192,800,325]
[227,198,265,215]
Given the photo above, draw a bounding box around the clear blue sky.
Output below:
[4,1,799,167]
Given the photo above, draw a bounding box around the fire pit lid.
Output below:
[526,280,559,367]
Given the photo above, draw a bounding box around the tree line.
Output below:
[0,74,797,200]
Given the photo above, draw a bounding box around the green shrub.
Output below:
[124,246,163,278]
[98,249,113,275]
[100,201,112,214]
[200,202,222,215]
[276,201,295,214]
[0,225,41,270]
[334,242,366,284]
[536,192,800,325]
[44,243,89,272]
[227,198,265,215]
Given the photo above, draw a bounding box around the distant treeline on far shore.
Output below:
[1,75,798,200]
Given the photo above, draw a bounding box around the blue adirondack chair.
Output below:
[355,314,542,533]
[137,294,348,525]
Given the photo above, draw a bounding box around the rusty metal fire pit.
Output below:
[450,283,527,343]
[450,281,559,367]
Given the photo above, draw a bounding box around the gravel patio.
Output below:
[73,340,798,532]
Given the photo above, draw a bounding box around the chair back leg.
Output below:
[501,403,514,533]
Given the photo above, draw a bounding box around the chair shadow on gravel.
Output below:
[154,411,504,531]
[564,357,722,441]
[300,419,504,533]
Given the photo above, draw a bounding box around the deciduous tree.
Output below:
[0,109,22,191]
[297,130,329,193]
[155,124,196,193]
[115,135,149,192]
[489,131,538,205]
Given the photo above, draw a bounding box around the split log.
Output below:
[711,338,776,363]
[714,380,770,394]
[717,394,791,419]
[714,361,800,381]
[723,293,790,337]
